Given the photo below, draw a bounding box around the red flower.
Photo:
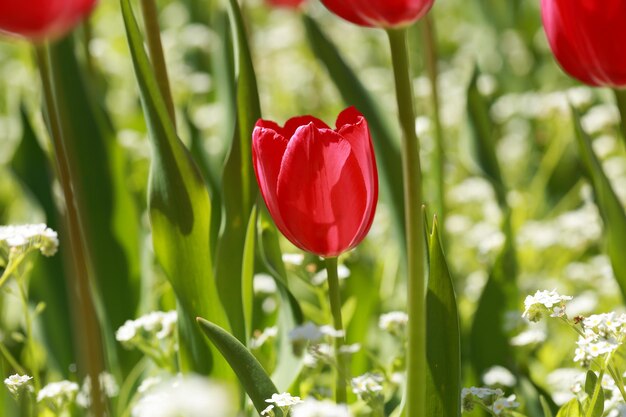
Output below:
[0,0,98,41]
[253,107,379,258]
[320,0,434,28]
[266,0,306,8]
[542,0,626,87]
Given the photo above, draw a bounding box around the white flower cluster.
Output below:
[522,289,573,322]
[288,322,345,344]
[462,387,519,415]
[76,372,119,408]
[573,313,626,367]
[3,374,33,397]
[116,311,178,344]
[379,311,409,336]
[37,380,80,410]
[132,375,235,417]
[262,392,303,416]
[351,373,384,401]
[250,326,278,350]
[0,224,59,257]
[291,399,352,417]
[304,342,361,368]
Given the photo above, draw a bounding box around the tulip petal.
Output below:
[252,126,301,246]
[336,108,379,248]
[276,123,368,257]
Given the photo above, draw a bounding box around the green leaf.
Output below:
[197,318,281,416]
[214,0,263,344]
[571,107,626,300]
[467,66,506,207]
[426,218,461,417]
[303,14,405,245]
[556,398,582,417]
[540,396,554,417]
[46,36,142,372]
[120,0,230,376]
[257,209,305,390]
[583,371,604,417]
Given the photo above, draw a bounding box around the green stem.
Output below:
[0,341,26,375]
[387,28,426,417]
[35,44,107,417]
[613,88,626,147]
[608,364,626,402]
[17,280,40,391]
[0,252,27,290]
[325,257,347,403]
[140,0,177,127]
[420,14,446,225]
[586,369,605,417]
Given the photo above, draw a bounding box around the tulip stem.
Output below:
[140,0,177,127]
[325,257,348,404]
[35,44,107,417]
[613,88,626,147]
[387,27,426,417]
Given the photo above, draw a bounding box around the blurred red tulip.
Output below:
[542,0,626,87]
[320,0,434,28]
[253,107,379,258]
[0,0,97,41]
[266,0,306,8]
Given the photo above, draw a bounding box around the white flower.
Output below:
[340,343,361,354]
[0,224,59,257]
[265,392,303,407]
[379,311,409,335]
[492,395,519,415]
[291,399,352,417]
[288,322,324,343]
[137,377,162,394]
[37,380,80,409]
[76,372,119,408]
[116,320,138,343]
[4,374,32,396]
[156,311,177,340]
[282,253,304,266]
[115,311,178,346]
[311,264,351,286]
[254,273,278,294]
[482,366,516,387]
[131,375,235,417]
[319,326,345,339]
[522,289,572,322]
[261,404,275,416]
[250,327,278,349]
[510,327,546,346]
[351,373,384,398]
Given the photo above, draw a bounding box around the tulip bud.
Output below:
[320,0,434,28]
[542,0,626,87]
[0,0,98,41]
[252,107,379,258]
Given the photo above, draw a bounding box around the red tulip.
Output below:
[320,0,434,28]
[266,0,306,8]
[252,107,378,258]
[0,0,98,41]
[542,0,626,87]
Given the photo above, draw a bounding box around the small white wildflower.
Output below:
[351,373,384,399]
[156,311,177,340]
[116,320,138,343]
[522,289,572,322]
[483,366,516,387]
[0,224,59,257]
[77,372,119,407]
[4,374,33,397]
[510,327,547,346]
[254,273,277,294]
[291,398,352,417]
[491,395,519,415]
[131,375,235,417]
[319,326,345,339]
[37,380,80,409]
[379,311,409,335]
[137,376,162,394]
[265,392,303,407]
[340,343,361,354]
[288,322,324,343]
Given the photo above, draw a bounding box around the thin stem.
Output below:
[35,44,107,417]
[387,28,426,417]
[420,14,446,225]
[0,341,26,375]
[140,0,177,127]
[325,257,347,403]
[585,369,605,417]
[608,364,626,402]
[0,252,27,290]
[613,89,626,148]
[17,280,40,391]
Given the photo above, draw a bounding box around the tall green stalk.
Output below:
[35,44,107,417]
[421,14,446,224]
[387,28,426,417]
[140,0,177,127]
[325,257,348,403]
